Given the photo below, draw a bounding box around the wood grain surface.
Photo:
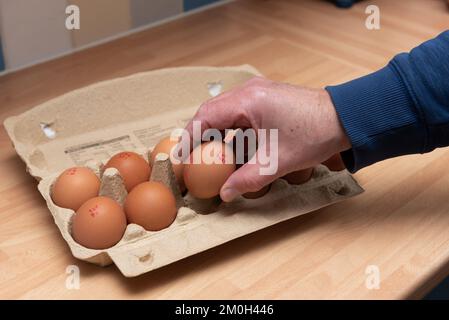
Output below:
[1,0,449,299]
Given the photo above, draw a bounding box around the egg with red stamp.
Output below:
[51,166,100,211]
[104,151,151,192]
[183,141,236,199]
[71,196,127,249]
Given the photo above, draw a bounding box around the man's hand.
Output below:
[182,76,351,202]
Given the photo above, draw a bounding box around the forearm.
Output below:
[326,31,449,172]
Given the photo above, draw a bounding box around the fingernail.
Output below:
[221,187,240,202]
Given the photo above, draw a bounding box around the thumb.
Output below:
[220,160,276,202]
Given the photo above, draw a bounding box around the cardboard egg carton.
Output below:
[3,65,364,277]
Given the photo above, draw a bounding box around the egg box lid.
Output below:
[3,65,261,180]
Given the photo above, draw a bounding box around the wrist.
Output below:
[320,89,351,153]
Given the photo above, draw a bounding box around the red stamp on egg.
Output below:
[89,204,99,217]
[67,168,77,175]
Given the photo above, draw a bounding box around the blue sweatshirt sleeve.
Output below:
[326,30,449,172]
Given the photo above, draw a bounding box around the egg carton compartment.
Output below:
[4,65,364,277]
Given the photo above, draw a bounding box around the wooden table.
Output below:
[1,0,449,299]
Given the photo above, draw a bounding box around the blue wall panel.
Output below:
[184,0,221,11]
[0,38,5,71]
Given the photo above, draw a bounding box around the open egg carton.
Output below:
[4,65,364,277]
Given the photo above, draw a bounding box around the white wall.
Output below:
[0,0,72,70]
[69,0,132,47]
[0,0,228,72]
[130,0,183,28]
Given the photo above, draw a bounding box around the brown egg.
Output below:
[51,167,100,211]
[183,141,236,199]
[72,196,127,249]
[150,137,185,191]
[283,168,314,185]
[104,151,151,192]
[322,153,346,171]
[243,184,271,199]
[124,181,177,231]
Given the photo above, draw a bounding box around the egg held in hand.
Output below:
[104,151,151,192]
[150,136,185,191]
[183,141,236,199]
[124,181,177,231]
[51,167,100,211]
[72,196,127,250]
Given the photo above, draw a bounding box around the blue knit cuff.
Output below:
[326,64,426,172]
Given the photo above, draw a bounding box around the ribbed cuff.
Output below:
[326,64,426,172]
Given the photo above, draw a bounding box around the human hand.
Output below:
[182,76,351,202]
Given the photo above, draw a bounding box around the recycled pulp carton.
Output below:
[4,65,364,277]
